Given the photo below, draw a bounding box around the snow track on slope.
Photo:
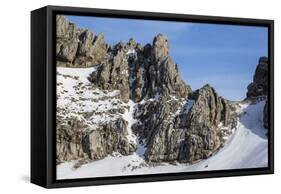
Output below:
[122,100,137,144]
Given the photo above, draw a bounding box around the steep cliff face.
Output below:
[56,15,239,165]
[246,57,269,129]
[134,84,237,163]
[175,85,237,162]
[81,118,136,160]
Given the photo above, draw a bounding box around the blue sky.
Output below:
[66,15,268,101]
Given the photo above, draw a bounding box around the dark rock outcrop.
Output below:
[81,118,136,160]
[56,16,79,65]
[247,57,268,98]
[88,44,130,102]
[56,116,136,163]
[175,85,237,162]
[133,84,237,163]
[246,56,269,129]
[56,116,88,163]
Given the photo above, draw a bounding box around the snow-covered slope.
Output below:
[57,67,128,129]
[57,96,268,179]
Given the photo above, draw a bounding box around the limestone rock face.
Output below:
[146,34,191,100]
[81,118,136,160]
[77,29,95,56]
[56,16,79,64]
[146,56,191,99]
[133,85,237,163]
[73,31,107,67]
[56,15,71,38]
[88,47,130,102]
[152,34,169,60]
[56,116,88,163]
[56,116,136,163]
[88,34,191,102]
[91,33,107,64]
[56,15,107,67]
[175,85,237,162]
[57,37,79,63]
[247,57,268,98]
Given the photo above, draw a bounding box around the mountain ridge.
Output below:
[56,15,268,169]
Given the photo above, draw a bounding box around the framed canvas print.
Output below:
[31,5,274,188]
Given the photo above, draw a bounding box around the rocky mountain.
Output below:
[56,15,267,168]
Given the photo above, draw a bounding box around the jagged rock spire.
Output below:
[152,34,169,60]
[87,31,191,102]
[247,57,268,98]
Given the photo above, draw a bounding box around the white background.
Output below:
[0,0,279,193]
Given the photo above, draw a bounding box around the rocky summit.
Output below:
[56,15,267,166]
[87,33,191,103]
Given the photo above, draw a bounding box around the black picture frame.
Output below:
[31,5,274,188]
